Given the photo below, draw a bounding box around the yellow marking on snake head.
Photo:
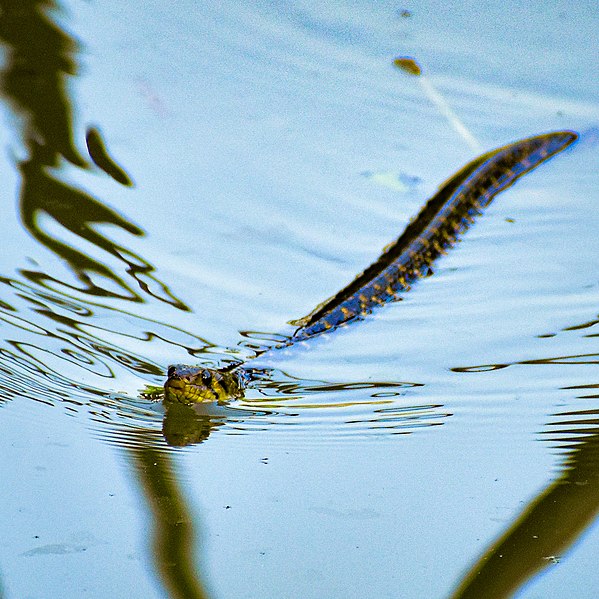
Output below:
[164,365,243,404]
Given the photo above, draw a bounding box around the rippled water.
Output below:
[0,1,597,598]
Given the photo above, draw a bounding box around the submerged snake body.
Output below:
[165,131,577,403]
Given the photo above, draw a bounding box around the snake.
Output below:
[164,130,577,403]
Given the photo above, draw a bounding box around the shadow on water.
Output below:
[451,385,599,598]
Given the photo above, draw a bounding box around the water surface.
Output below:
[0,1,597,598]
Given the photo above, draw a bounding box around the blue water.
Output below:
[0,1,597,597]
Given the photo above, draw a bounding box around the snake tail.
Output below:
[290,130,577,342]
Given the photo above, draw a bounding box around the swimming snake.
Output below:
[164,130,577,403]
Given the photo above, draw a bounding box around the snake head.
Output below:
[164,364,243,404]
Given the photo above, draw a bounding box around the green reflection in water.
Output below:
[0,0,83,167]
[452,352,599,373]
[86,126,134,187]
[0,274,215,407]
[0,0,188,310]
[145,371,436,448]
[120,427,212,599]
[162,403,224,447]
[0,5,213,594]
[160,368,438,447]
[452,389,599,598]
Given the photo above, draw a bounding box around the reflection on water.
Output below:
[0,0,193,419]
[0,1,596,598]
[119,427,211,599]
[17,137,188,308]
[0,0,187,309]
[452,313,598,373]
[450,313,599,595]
[0,273,214,410]
[167,372,442,447]
[562,316,598,335]
[99,371,443,448]
[0,0,83,166]
[452,389,599,598]
[85,126,134,187]
[0,0,440,447]
[0,6,213,593]
[162,403,224,447]
[452,352,599,373]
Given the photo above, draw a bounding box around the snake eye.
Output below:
[167,365,176,378]
[201,370,212,385]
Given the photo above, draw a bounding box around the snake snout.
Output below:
[164,365,193,396]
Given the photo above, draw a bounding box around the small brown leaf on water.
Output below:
[393,56,422,76]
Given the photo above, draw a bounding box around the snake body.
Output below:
[165,131,577,403]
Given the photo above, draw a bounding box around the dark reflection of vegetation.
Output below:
[452,391,599,598]
[0,275,217,409]
[562,314,598,334]
[453,313,598,373]
[0,0,83,166]
[86,126,134,187]
[17,138,189,307]
[121,428,212,599]
[452,352,599,373]
[0,6,214,594]
[0,0,187,309]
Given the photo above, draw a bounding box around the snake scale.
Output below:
[164,130,577,403]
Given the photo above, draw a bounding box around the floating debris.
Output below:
[393,56,481,152]
[393,56,421,76]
